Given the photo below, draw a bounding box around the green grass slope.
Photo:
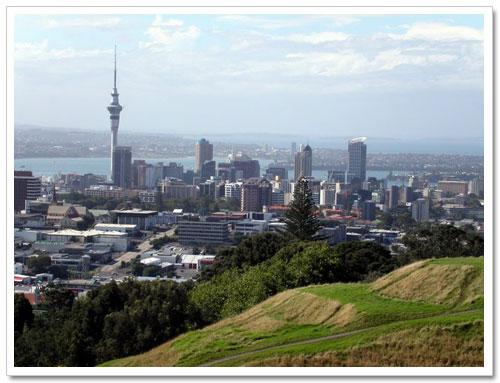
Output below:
[100,257,483,367]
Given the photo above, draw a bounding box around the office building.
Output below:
[412,198,430,222]
[230,153,260,179]
[361,200,376,221]
[14,171,41,212]
[225,182,243,201]
[327,170,345,184]
[163,162,184,179]
[241,178,272,212]
[195,138,213,175]
[107,46,123,177]
[265,166,288,180]
[178,220,230,245]
[347,137,367,182]
[160,178,199,200]
[468,178,484,196]
[387,185,399,210]
[112,146,132,188]
[294,144,312,181]
[201,160,216,180]
[112,209,158,230]
[438,180,469,195]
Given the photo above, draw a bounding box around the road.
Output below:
[98,228,176,275]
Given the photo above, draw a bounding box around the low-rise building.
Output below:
[112,209,158,230]
[178,220,230,245]
[94,223,138,235]
[234,219,269,236]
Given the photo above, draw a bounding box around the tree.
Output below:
[27,255,51,275]
[14,294,33,336]
[47,264,69,279]
[44,286,75,312]
[283,177,321,241]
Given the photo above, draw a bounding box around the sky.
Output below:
[14,13,484,141]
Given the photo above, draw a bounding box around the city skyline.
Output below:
[14,13,484,140]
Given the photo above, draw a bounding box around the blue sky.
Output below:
[14,13,484,140]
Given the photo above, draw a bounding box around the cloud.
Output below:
[277,48,459,77]
[41,16,121,29]
[15,39,111,61]
[217,15,307,30]
[281,31,349,44]
[151,15,184,27]
[387,22,483,41]
[141,16,200,51]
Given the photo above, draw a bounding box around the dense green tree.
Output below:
[14,294,33,336]
[47,264,69,279]
[27,255,51,275]
[142,265,162,277]
[43,286,75,312]
[283,177,321,241]
[401,223,483,261]
[210,232,290,276]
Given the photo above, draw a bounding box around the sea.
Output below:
[14,157,411,186]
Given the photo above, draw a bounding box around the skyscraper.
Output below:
[14,171,41,212]
[108,46,123,179]
[112,146,132,189]
[294,144,312,181]
[241,178,272,212]
[411,198,430,222]
[290,142,297,162]
[195,138,214,175]
[347,137,367,182]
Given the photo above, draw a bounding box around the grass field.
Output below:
[101,257,483,367]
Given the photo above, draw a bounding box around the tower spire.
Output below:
[113,44,117,91]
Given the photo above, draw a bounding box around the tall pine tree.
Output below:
[284,177,321,241]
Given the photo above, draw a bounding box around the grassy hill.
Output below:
[100,257,483,367]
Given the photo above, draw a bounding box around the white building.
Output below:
[234,219,269,236]
[94,223,138,235]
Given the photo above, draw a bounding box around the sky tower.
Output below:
[107,45,123,179]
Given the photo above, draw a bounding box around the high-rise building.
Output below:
[387,185,399,210]
[294,144,312,181]
[412,198,430,222]
[230,153,260,180]
[112,146,132,189]
[327,170,345,184]
[241,178,272,212]
[163,162,184,179]
[290,142,297,162]
[265,166,288,180]
[225,182,243,201]
[468,178,484,196]
[132,160,147,189]
[195,138,213,175]
[107,46,123,178]
[347,137,367,182]
[14,171,41,212]
[361,200,376,221]
[201,160,216,180]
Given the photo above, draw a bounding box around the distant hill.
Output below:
[100,257,483,367]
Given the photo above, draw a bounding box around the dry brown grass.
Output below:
[371,260,428,291]
[371,263,483,306]
[212,290,353,333]
[248,322,484,367]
